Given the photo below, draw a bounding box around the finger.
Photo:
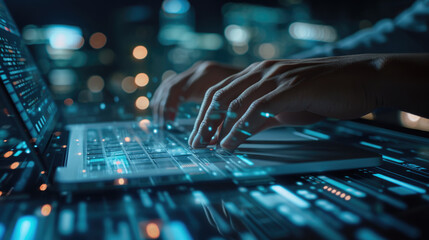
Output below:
[219,78,278,143]
[156,68,196,125]
[151,75,176,125]
[191,71,262,148]
[188,69,252,147]
[220,88,306,150]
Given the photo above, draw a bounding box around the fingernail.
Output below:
[192,133,207,148]
[220,137,236,151]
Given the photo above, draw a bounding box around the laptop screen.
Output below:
[0,0,58,152]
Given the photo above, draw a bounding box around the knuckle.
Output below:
[249,98,266,112]
[212,89,226,102]
[229,98,242,111]
[205,86,218,98]
[260,60,276,68]
[200,61,217,69]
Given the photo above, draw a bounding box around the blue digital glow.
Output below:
[11,216,38,240]
[167,124,173,130]
[260,112,275,118]
[373,173,426,194]
[359,141,382,149]
[162,0,190,14]
[270,185,310,209]
[238,129,252,136]
[382,155,404,163]
[13,150,23,157]
[236,155,254,166]
[303,129,330,140]
[163,221,193,240]
[192,191,209,205]
[45,25,83,50]
[99,103,106,110]
[208,126,212,132]
[0,224,5,240]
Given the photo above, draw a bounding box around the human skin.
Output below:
[152,54,429,150]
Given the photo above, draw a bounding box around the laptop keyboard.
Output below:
[84,126,227,175]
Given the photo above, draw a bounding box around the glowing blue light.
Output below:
[162,0,190,14]
[163,221,193,240]
[11,216,38,240]
[208,126,212,132]
[45,25,83,50]
[303,129,330,140]
[271,185,310,209]
[373,173,426,194]
[260,112,274,118]
[359,141,382,149]
[167,124,173,130]
[382,155,404,163]
[238,129,252,136]
[236,155,254,166]
[99,103,106,110]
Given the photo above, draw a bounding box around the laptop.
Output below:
[0,1,380,191]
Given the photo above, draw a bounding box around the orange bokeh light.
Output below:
[39,184,48,191]
[41,204,52,216]
[135,73,149,87]
[89,32,107,49]
[135,96,150,110]
[3,150,13,158]
[146,222,161,239]
[10,161,19,169]
[132,45,148,60]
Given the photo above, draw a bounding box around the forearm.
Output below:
[373,53,429,118]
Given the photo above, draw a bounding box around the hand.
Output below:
[151,61,242,125]
[188,54,388,150]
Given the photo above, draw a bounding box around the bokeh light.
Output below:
[41,204,52,216]
[3,150,13,158]
[139,119,151,133]
[89,32,107,49]
[135,73,149,87]
[146,222,161,239]
[132,45,148,60]
[39,184,48,191]
[258,43,277,59]
[87,75,105,93]
[10,161,20,169]
[135,96,150,110]
[121,76,137,93]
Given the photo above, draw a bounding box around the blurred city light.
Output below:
[87,75,105,93]
[121,76,137,93]
[179,32,223,50]
[45,25,84,49]
[232,44,249,55]
[224,24,249,45]
[258,43,277,59]
[135,73,149,87]
[289,22,337,42]
[132,45,148,60]
[89,32,107,49]
[135,96,150,110]
[48,69,77,94]
[162,0,190,14]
